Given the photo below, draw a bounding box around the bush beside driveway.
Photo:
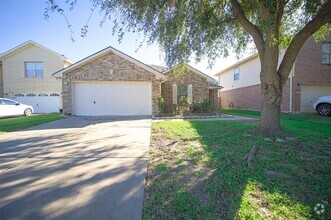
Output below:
[144,112,331,219]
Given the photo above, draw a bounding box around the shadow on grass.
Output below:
[144,118,331,219]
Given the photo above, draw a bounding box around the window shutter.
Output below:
[173,84,177,104]
[188,84,193,102]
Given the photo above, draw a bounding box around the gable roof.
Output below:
[214,53,259,76]
[0,40,73,63]
[163,64,216,82]
[209,82,223,90]
[150,64,169,72]
[52,46,165,79]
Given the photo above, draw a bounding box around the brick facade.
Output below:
[209,89,220,112]
[220,84,261,110]
[220,82,291,111]
[161,69,209,113]
[62,51,161,115]
[293,35,331,112]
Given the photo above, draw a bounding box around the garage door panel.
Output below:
[301,85,331,112]
[73,82,152,116]
[13,95,60,113]
[74,83,96,115]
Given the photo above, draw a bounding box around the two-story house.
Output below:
[215,34,331,113]
[0,41,73,113]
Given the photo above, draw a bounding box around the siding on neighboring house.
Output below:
[0,63,3,97]
[218,50,286,93]
[216,35,331,113]
[1,44,68,97]
[218,55,261,92]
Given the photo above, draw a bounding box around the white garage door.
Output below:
[73,82,152,116]
[13,93,61,113]
[301,85,331,112]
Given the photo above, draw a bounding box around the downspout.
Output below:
[289,63,295,113]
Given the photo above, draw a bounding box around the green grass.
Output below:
[0,114,62,134]
[221,109,331,140]
[143,112,331,219]
[221,109,261,118]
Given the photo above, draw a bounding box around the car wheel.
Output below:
[24,108,32,116]
[317,103,331,116]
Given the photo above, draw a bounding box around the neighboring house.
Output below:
[215,34,331,113]
[0,61,3,98]
[0,41,73,113]
[53,46,221,116]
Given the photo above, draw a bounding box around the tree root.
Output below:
[265,170,290,179]
[166,140,182,147]
[226,154,237,169]
[251,128,287,137]
[243,145,258,170]
[166,135,220,147]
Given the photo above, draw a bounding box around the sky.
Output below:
[0,0,252,78]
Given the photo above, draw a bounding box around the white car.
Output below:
[0,98,34,118]
[313,96,331,116]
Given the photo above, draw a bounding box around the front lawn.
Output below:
[144,113,331,219]
[221,109,262,118]
[0,113,62,134]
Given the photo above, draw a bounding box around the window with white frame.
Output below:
[234,67,239,80]
[25,62,43,78]
[322,43,331,64]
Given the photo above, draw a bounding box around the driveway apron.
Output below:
[0,116,151,220]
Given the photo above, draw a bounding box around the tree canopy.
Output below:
[46,0,330,66]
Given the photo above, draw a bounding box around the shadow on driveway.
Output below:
[0,116,151,220]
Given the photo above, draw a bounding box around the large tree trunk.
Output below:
[257,48,286,137]
[259,79,284,136]
[230,0,331,137]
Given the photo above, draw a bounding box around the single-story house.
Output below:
[53,46,222,116]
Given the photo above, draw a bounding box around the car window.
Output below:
[3,100,17,105]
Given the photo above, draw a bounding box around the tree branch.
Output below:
[258,0,272,20]
[274,0,286,39]
[278,0,331,86]
[230,0,265,57]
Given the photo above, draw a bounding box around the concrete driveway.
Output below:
[0,116,151,220]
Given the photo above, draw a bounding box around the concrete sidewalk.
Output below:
[153,114,258,122]
[0,116,151,220]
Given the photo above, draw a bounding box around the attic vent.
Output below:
[15,94,24,97]
[38,93,48,97]
[26,94,36,97]
[50,93,60,97]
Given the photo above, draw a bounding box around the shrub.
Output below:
[176,96,191,115]
[157,96,165,115]
[192,99,213,113]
